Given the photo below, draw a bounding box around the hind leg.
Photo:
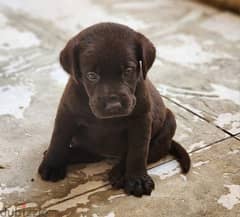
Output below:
[148,109,176,164]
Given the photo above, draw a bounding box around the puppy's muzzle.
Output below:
[105,94,122,113]
[90,92,135,119]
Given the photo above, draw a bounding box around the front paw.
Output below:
[124,174,155,197]
[38,159,66,182]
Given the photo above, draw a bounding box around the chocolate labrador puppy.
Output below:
[38,22,190,197]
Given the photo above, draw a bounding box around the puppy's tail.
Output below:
[170,140,191,173]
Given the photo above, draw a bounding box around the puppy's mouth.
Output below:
[89,98,136,119]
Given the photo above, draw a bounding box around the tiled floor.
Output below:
[0,0,239,217]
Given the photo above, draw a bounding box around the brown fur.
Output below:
[199,0,240,13]
[38,23,191,197]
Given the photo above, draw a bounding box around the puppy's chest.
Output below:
[74,116,128,157]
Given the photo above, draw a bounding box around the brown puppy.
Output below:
[38,23,191,197]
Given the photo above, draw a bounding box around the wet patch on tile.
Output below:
[38,138,240,217]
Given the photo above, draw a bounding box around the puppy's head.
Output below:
[60,23,155,119]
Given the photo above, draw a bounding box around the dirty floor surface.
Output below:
[0,0,240,216]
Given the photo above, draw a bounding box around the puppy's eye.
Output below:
[86,72,100,82]
[123,67,134,78]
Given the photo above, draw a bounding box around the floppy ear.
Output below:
[137,33,156,79]
[60,37,81,83]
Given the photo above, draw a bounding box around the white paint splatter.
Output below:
[156,34,232,68]
[227,149,240,155]
[214,113,240,134]
[0,85,34,119]
[105,212,115,217]
[188,141,207,152]
[108,193,126,201]
[2,52,40,77]
[149,160,180,180]
[193,115,200,122]
[0,186,25,195]
[193,160,209,168]
[194,146,211,153]
[180,124,193,133]
[0,55,9,62]
[0,0,147,33]
[218,185,240,209]
[50,64,69,86]
[0,13,40,50]
[0,27,40,50]
[209,65,220,71]
[0,13,8,26]
[158,83,240,107]
[176,133,189,141]
[203,40,215,46]
[77,207,89,213]
[91,204,100,208]
[211,84,240,106]
[180,174,187,182]
[201,12,240,42]
[193,171,200,175]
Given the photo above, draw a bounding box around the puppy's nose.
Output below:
[105,95,122,112]
[105,101,122,111]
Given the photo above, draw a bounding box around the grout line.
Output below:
[149,135,232,170]
[233,136,240,142]
[161,95,235,137]
[43,183,110,210]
